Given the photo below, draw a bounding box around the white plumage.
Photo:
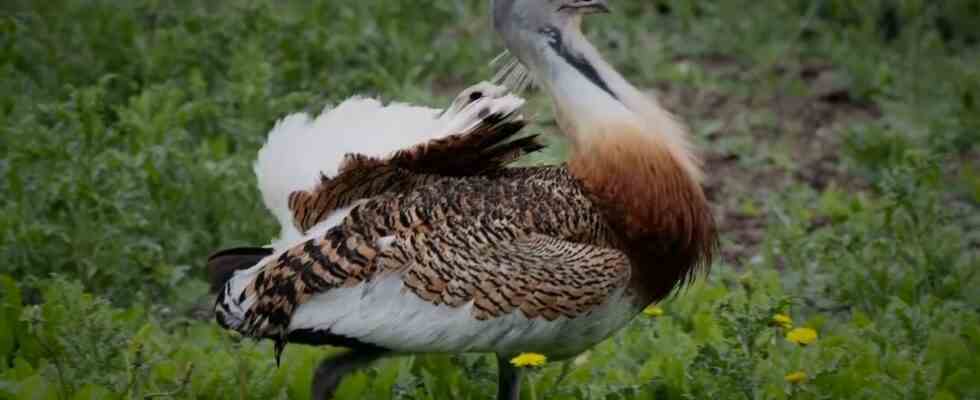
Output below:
[253,87,524,251]
[289,274,634,359]
[255,98,441,249]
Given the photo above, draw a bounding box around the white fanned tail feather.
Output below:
[255,91,525,250]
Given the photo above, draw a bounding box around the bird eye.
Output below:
[538,26,561,45]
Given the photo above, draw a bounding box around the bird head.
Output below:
[493,0,611,30]
[491,0,704,183]
[491,0,641,148]
[492,0,610,73]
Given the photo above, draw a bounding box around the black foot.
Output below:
[311,348,388,400]
[496,354,523,400]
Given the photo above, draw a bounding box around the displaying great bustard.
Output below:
[207,0,716,399]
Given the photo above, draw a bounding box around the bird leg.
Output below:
[310,348,388,400]
[496,354,524,400]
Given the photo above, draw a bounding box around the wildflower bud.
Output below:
[642,305,664,317]
[510,352,547,368]
[786,327,818,346]
[784,371,807,384]
[770,313,793,329]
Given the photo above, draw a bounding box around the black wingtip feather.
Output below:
[206,247,273,293]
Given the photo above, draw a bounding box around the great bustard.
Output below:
[208,1,716,399]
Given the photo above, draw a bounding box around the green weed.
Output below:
[1,0,977,399]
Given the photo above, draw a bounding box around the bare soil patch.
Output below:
[656,57,880,265]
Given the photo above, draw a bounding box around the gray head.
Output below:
[492,0,609,68]
[490,0,703,182]
[491,0,619,108]
[492,0,610,31]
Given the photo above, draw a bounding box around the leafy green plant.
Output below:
[0,0,977,399]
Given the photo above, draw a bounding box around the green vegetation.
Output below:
[1,0,977,399]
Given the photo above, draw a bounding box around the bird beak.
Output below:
[560,0,611,14]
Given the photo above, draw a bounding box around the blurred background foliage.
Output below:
[0,0,977,399]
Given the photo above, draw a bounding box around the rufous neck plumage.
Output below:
[495,7,715,302]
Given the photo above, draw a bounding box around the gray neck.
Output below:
[537,25,619,100]
[501,20,703,180]
[519,24,644,142]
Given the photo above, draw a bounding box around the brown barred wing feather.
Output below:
[398,222,631,322]
[234,214,631,342]
[234,224,387,337]
[287,113,542,234]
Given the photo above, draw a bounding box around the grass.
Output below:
[1,0,978,399]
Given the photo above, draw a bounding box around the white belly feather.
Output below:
[289,275,636,358]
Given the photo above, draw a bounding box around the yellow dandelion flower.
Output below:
[643,305,664,317]
[784,371,807,384]
[786,327,818,345]
[510,353,547,368]
[771,313,793,329]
